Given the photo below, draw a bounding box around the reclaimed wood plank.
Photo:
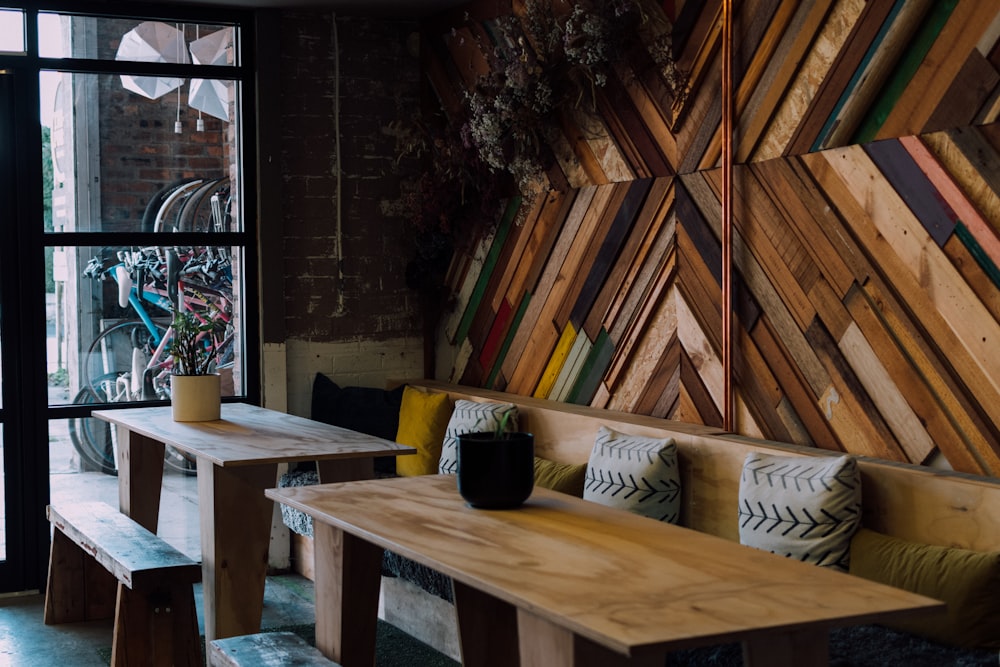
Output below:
[583,178,673,340]
[789,0,900,154]
[805,319,909,462]
[899,134,1000,271]
[756,0,862,161]
[811,146,1000,406]
[568,327,614,406]
[550,329,593,403]
[751,313,844,452]
[923,49,1000,133]
[864,139,956,247]
[852,0,956,143]
[877,0,1000,139]
[568,179,652,329]
[844,284,990,474]
[606,287,679,413]
[861,277,1000,475]
[552,183,629,328]
[500,187,597,383]
[752,158,857,297]
[534,323,578,400]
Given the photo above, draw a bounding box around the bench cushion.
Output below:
[850,528,1000,649]
[738,453,861,571]
[438,400,517,475]
[534,457,587,497]
[395,386,451,476]
[583,426,681,523]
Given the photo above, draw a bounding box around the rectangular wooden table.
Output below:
[92,402,414,641]
[266,474,943,667]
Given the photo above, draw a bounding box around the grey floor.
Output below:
[0,573,317,667]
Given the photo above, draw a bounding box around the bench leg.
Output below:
[111,582,201,667]
[44,528,117,624]
[453,581,519,667]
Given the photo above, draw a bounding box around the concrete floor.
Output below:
[0,574,317,667]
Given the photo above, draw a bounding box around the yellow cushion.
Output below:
[533,457,587,497]
[849,528,1000,648]
[395,386,452,476]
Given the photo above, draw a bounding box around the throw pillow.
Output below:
[310,373,405,475]
[534,457,587,497]
[583,426,681,523]
[850,528,1000,649]
[438,400,518,474]
[395,386,452,476]
[738,453,861,571]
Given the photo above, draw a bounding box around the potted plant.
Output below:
[457,409,535,509]
[168,307,221,422]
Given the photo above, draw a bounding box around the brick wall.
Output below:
[278,13,423,343]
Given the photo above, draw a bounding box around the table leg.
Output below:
[313,521,382,667]
[742,628,829,666]
[115,428,165,533]
[453,581,519,667]
[515,609,659,667]
[198,460,278,641]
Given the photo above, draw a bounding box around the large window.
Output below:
[0,4,257,592]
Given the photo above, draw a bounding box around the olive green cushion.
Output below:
[533,457,587,497]
[849,528,1000,649]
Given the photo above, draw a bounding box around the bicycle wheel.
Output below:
[83,319,167,400]
[68,378,120,475]
[177,177,229,232]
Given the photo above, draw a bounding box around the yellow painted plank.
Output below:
[534,324,578,400]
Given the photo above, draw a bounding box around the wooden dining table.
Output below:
[92,402,414,641]
[266,474,943,667]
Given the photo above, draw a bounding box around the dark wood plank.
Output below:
[863,139,956,247]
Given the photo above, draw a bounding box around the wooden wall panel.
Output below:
[424,1,1000,476]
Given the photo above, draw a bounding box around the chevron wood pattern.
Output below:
[424,1,1000,476]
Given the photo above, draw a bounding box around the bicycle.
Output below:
[68,179,235,475]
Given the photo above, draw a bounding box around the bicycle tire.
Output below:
[141,177,201,232]
[178,177,228,232]
[154,179,205,233]
[68,379,119,475]
[84,319,168,400]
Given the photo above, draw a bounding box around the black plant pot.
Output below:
[456,432,535,509]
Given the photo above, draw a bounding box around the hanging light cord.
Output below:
[333,14,345,314]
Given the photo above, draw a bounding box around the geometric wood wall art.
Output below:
[426,0,1000,476]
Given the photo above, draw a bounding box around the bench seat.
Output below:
[209,631,340,666]
[45,501,202,666]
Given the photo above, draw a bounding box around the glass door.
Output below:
[0,5,258,594]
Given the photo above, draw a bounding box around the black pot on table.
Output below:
[456,432,534,509]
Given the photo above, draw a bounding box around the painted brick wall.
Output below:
[278,13,423,344]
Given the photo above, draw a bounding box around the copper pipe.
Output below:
[721,0,734,431]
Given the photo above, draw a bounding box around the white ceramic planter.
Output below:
[170,373,221,422]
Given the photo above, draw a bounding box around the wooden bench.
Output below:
[288,379,1000,659]
[209,631,340,666]
[45,501,202,666]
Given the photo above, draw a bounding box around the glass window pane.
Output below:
[39,13,236,65]
[0,9,24,54]
[41,71,240,234]
[47,244,243,408]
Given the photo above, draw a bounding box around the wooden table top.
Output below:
[93,403,414,467]
[266,474,943,656]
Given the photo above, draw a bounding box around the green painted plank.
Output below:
[955,222,1000,290]
[486,290,531,391]
[813,0,908,151]
[851,0,957,144]
[454,196,522,345]
[566,328,614,406]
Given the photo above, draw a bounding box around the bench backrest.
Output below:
[404,380,1000,551]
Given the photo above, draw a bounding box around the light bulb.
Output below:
[174,120,183,134]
